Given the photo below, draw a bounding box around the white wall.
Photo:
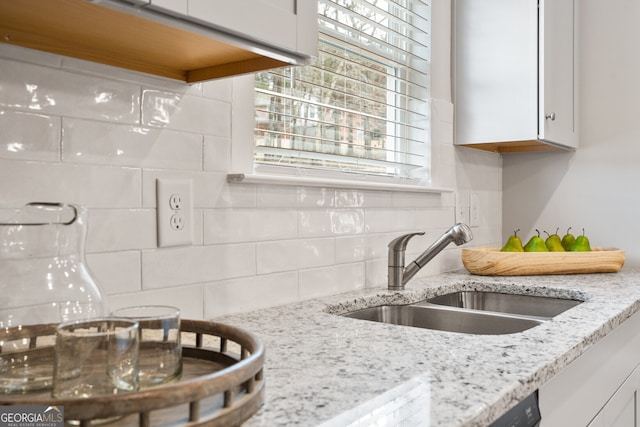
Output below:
[0,1,502,319]
[503,0,640,266]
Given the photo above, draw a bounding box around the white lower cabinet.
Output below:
[587,364,640,427]
[539,310,640,426]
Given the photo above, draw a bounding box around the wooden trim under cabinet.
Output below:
[0,0,293,83]
[459,140,571,154]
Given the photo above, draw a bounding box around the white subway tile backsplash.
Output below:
[141,243,256,289]
[203,136,231,172]
[256,185,336,208]
[86,251,141,295]
[108,285,204,320]
[141,90,231,137]
[0,45,502,318]
[201,78,233,102]
[256,240,299,274]
[298,209,366,238]
[256,237,336,274]
[0,110,60,162]
[335,235,367,264]
[203,208,298,244]
[86,209,157,252]
[0,58,140,123]
[298,263,365,300]
[63,118,202,170]
[204,272,299,318]
[364,208,418,233]
[0,160,141,208]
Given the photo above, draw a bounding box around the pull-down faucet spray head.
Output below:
[387,223,473,290]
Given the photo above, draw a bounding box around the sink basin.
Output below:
[343,304,543,335]
[425,291,582,319]
[341,290,583,335]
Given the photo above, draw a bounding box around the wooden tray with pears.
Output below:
[462,228,625,276]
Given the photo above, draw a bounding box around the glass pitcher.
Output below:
[0,202,107,394]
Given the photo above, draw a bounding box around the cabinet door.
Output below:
[148,0,187,15]
[188,0,299,52]
[454,0,538,145]
[538,0,578,148]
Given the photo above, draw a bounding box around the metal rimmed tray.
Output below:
[0,319,265,427]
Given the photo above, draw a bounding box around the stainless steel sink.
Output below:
[343,304,543,335]
[341,291,583,335]
[424,291,582,319]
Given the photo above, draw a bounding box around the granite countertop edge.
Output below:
[218,267,640,427]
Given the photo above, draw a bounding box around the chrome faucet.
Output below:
[387,223,473,290]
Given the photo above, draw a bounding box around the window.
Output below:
[253,0,431,185]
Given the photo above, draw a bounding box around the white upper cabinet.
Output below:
[145,0,317,58]
[0,0,318,83]
[453,0,578,153]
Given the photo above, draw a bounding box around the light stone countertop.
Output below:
[217,267,640,427]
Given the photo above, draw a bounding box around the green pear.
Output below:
[561,227,576,251]
[569,229,592,252]
[544,228,565,252]
[524,229,549,252]
[501,229,524,252]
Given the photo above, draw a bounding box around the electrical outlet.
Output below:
[157,179,193,247]
[455,191,470,224]
[470,192,480,227]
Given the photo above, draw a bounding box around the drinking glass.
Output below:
[111,305,182,387]
[52,318,139,399]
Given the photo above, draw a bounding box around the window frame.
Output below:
[228,1,448,193]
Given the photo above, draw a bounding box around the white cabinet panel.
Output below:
[148,0,188,15]
[188,0,299,52]
[454,0,578,153]
[539,310,640,426]
[538,0,578,147]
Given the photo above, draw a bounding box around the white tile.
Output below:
[392,191,443,209]
[86,209,157,252]
[0,110,60,162]
[203,136,231,172]
[335,235,367,263]
[141,243,256,289]
[0,58,140,123]
[108,285,204,320]
[201,77,233,102]
[86,251,141,295]
[364,208,417,233]
[256,240,299,274]
[298,263,365,300]
[141,90,231,137]
[0,160,141,208]
[298,209,365,238]
[63,118,202,170]
[204,272,299,318]
[203,208,297,244]
[335,189,364,208]
[360,190,393,208]
[256,185,336,208]
[365,258,387,288]
[298,238,336,269]
[256,238,336,274]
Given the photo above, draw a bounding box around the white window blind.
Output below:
[254,0,431,184]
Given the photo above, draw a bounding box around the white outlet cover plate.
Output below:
[157,179,193,247]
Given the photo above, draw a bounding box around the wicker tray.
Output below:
[0,319,265,427]
[462,247,625,276]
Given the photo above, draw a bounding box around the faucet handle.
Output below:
[388,232,425,251]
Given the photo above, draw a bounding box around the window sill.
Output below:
[226,173,453,193]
